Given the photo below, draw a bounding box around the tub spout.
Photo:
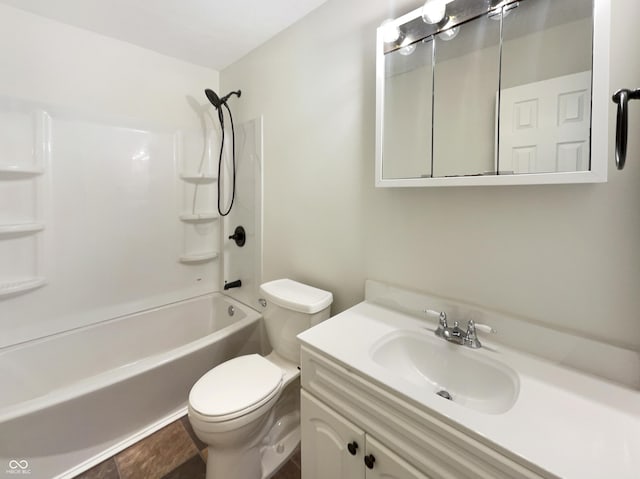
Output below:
[224,280,242,290]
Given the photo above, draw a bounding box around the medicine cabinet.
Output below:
[375,0,610,187]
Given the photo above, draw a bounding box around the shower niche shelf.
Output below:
[179,212,218,222]
[0,166,44,177]
[0,106,50,298]
[0,277,46,297]
[0,223,45,235]
[180,172,217,183]
[174,130,220,266]
[179,251,219,264]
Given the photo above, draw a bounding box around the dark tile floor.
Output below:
[74,415,301,479]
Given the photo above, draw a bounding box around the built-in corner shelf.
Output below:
[0,277,46,297]
[179,212,218,222]
[0,108,50,299]
[0,166,44,178]
[0,223,45,235]
[180,172,217,183]
[179,251,219,264]
[176,134,220,264]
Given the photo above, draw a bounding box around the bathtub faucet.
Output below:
[224,280,242,290]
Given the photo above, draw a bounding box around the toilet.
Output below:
[188,279,333,479]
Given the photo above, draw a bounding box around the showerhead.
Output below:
[204,89,241,110]
[205,89,222,108]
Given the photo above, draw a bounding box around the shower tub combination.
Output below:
[0,293,263,479]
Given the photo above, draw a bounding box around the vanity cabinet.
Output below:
[300,345,552,479]
[301,390,429,479]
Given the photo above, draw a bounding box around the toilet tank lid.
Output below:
[260,279,333,314]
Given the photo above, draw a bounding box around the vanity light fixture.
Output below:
[422,0,455,25]
[380,18,402,43]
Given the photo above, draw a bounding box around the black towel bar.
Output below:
[612,88,640,170]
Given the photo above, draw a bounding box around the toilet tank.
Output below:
[259,279,333,364]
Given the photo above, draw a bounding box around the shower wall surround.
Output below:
[0,4,221,348]
[222,117,264,309]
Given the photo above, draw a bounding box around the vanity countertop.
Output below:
[298,300,640,479]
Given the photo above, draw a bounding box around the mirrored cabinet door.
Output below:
[498,0,594,175]
[433,15,500,177]
[382,38,434,179]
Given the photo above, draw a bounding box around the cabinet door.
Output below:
[301,390,365,479]
[365,436,432,479]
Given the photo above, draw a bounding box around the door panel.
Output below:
[301,390,364,479]
[365,436,432,479]
[499,71,591,174]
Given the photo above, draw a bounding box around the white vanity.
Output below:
[297,281,640,479]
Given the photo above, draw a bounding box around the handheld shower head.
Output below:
[203,87,242,217]
[205,88,222,108]
[204,89,241,109]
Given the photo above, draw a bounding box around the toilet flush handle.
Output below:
[258,298,267,308]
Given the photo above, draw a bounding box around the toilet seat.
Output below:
[189,354,283,423]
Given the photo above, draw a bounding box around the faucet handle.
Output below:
[424,309,447,323]
[424,309,447,337]
[473,322,497,335]
[464,320,496,348]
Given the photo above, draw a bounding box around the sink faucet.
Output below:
[425,310,496,349]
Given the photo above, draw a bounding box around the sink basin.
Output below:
[370,330,520,414]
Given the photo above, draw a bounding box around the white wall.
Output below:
[0,5,219,128]
[221,0,640,356]
[0,4,220,347]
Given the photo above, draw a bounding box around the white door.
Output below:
[365,436,432,479]
[498,71,591,174]
[301,390,365,479]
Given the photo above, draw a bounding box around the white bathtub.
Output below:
[0,293,263,479]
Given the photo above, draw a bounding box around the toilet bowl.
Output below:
[188,279,332,479]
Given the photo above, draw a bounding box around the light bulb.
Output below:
[422,0,446,25]
[380,19,402,43]
[399,43,417,56]
[437,25,460,41]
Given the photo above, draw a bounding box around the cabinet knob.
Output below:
[347,441,358,456]
[364,454,376,469]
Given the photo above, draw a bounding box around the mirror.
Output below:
[433,14,500,177]
[499,0,593,174]
[375,0,610,187]
[383,38,434,179]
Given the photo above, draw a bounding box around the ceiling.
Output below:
[0,0,329,70]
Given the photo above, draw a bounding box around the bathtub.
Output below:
[0,293,263,479]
